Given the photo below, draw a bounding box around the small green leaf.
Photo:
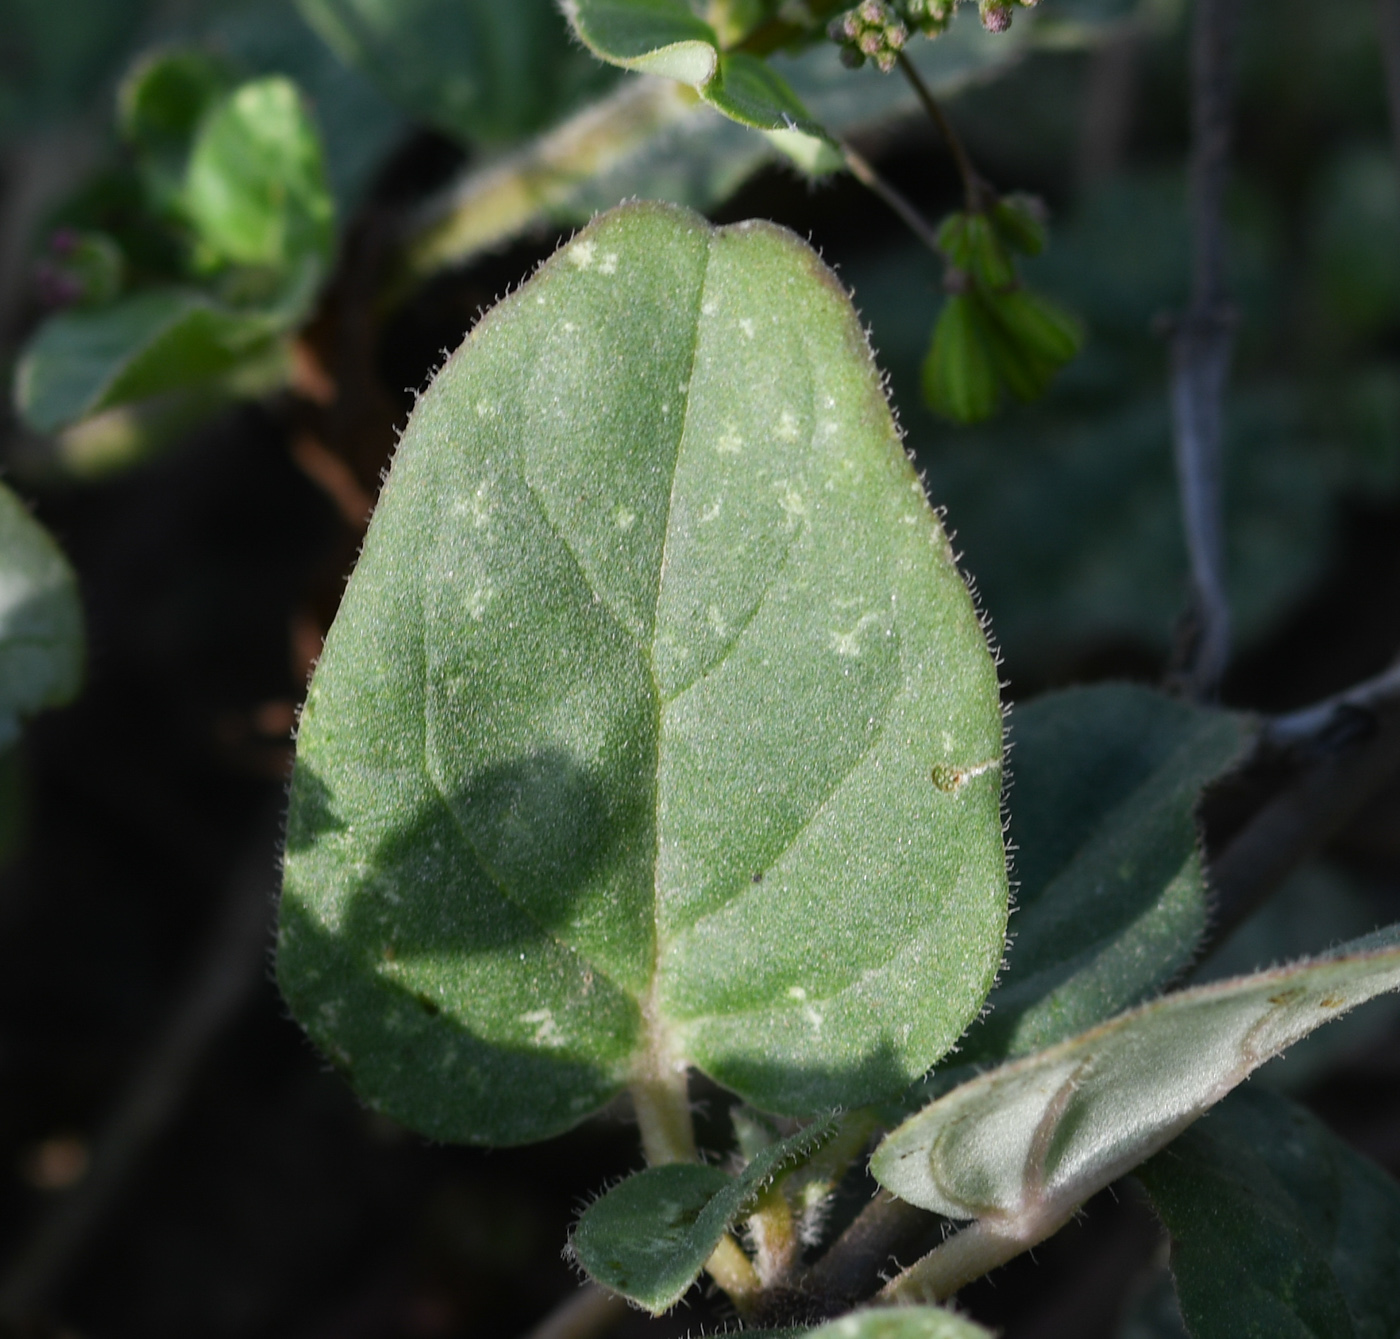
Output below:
[988,288,1083,369]
[565,0,721,85]
[564,0,831,142]
[118,47,232,203]
[572,1118,835,1312]
[703,52,830,139]
[961,685,1252,1064]
[990,195,1046,257]
[871,923,1400,1222]
[0,482,83,741]
[964,216,1014,292]
[13,285,300,434]
[1139,1088,1400,1339]
[279,201,1007,1145]
[922,295,999,425]
[182,76,334,274]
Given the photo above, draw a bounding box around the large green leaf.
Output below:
[571,1118,835,1312]
[959,685,1251,1064]
[278,201,1007,1145]
[871,924,1400,1224]
[181,76,334,274]
[1139,1088,1400,1339]
[295,0,614,146]
[0,482,83,750]
[13,285,299,434]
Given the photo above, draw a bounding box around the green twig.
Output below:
[842,141,943,254]
[896,52,989,212]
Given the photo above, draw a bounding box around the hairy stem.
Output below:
[876,1204,1077,1305]
[896,53,989,213]
[630,1065,697,1167]
[747,1185,800,1286]
[1168,0,1241,700]
[799,1188,934,1304]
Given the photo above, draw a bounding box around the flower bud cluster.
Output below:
[826,1,909,72]
[899,0,956,35]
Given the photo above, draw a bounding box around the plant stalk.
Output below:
[629,1060,762,1310]
[896,53,989,213]
[842,143,944,254]
[630,1066,697,1167]
[875,1203,1077,1305]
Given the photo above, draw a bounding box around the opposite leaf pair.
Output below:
[14,54,335,462]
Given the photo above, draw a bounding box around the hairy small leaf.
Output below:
[13,285,301,434]
[961,684,1251,1064]
[564,0,829,139]
[872,924,1400,1222]
[279,201,1007,1144]
[572,1118,835,1312]
[1139,1087,1400,1339]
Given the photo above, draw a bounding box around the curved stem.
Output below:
[842,142,943,254]
[896,53,989,213]
[876,1203,1077,1305]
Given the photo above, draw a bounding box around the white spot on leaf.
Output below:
[519,1008,565,1048]
[569,239,595,268]
[830,612,881,657]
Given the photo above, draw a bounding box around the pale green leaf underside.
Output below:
[0,482,84,746]
[803,1308,994,1338]
[871,924,1400,1221]
[961,685,1252,1064]
[572,1118,835,1312]
[1139,1087,1400,1339]
[278,201,1006,1144]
